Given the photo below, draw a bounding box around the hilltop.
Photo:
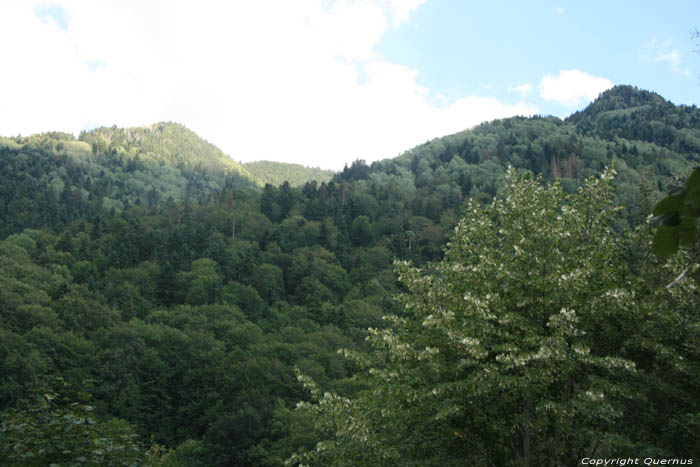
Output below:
[80,122,257,181]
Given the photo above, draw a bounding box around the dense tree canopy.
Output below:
[243,161,334,187]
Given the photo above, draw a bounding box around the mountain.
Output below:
[0,122,262,236]
[80,122,257,182]
[0,122,346,237]
[332,85,700,232]
[373,84,700,176]
[243,160,334,187]
[570,84,672,118]
[568,85,700,153]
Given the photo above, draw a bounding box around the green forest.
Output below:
[0,85,698,466]
[242,162,334,188]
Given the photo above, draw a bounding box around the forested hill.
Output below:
[3,84,697,239]
[332,85,700,230]
[0,122,265,236]
[0,85,699,465]
[0,123,343,237]
[243,161,334,187]
[81,122,257,182]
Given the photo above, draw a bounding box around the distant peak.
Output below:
[595,85,667,107]
[568,85,669,123]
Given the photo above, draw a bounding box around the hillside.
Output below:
[339,85,700,231]
[0,123,261,236]
[81,122,256,179]
[0,85,698,465]
[243,160,334,187]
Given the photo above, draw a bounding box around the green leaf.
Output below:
[653,193,685,217]
[686,168,700,209]
[678,218,697,246]
[681,204,700,219]
[650,211,680,227]
[652,225,679,258]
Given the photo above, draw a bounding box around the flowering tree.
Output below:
[290,168,699,466]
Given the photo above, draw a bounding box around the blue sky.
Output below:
[378,1,699,113]
[0,1,698,169]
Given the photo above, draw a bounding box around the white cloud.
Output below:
[554,7,565,15]
[639,37,691,77]
[538,69,613,107]
[655,50,691,77]
[0,0,537,169]
[508,83,533,97]
[386,0,426,25]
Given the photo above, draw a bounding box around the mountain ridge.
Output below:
[2,84,698,239]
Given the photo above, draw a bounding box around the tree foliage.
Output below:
[291,168,700,466]
[243,161,333,187]
[0,379,144,466]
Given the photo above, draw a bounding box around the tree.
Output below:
[178,258,221,306]
[350,215,373,246]
[261,184,282,222]
[222,281,265,321]
[291,168,699,466]
[0,380,144,466]
[250,263,285,305]
[279,181,295,219]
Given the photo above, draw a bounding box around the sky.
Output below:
[1,1,699,170]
